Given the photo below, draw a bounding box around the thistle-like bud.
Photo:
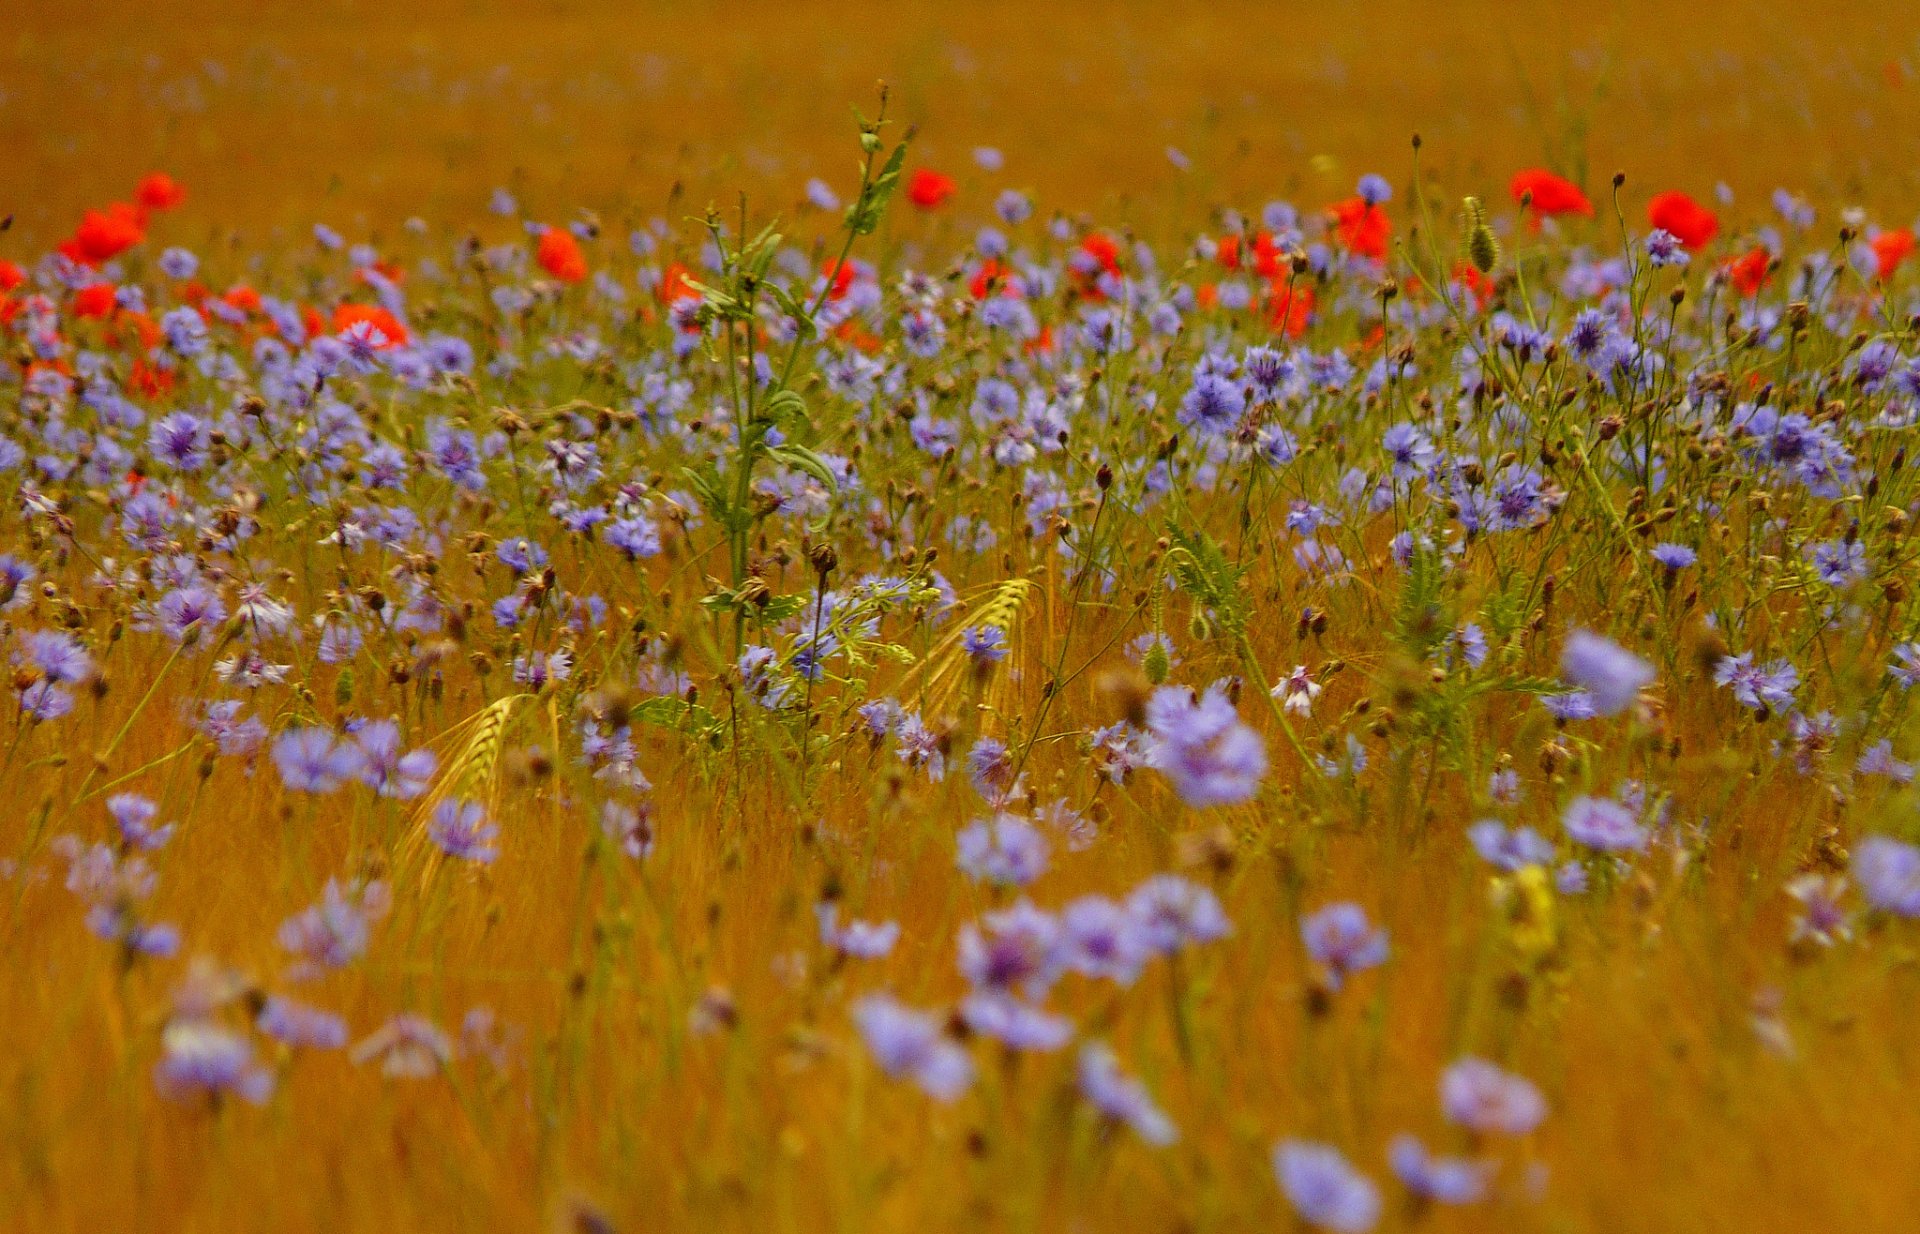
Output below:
[1464,197,1500,275]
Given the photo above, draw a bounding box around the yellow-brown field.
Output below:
[4,4,1920,1233]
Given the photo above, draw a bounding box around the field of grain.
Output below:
[4,4,1920,1232]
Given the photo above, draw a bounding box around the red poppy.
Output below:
[129,358,175,398]
[223,285,262,314]
[1218,231,1283,277]
[332,303,408,347]
[1072,232,1124,300]
[1267,281,1315,337]
[657,262,700,305]
[1329,198,1391,261]
[1870,229,1916,281]
[1647,191,1718,250]
[1509,169,1593,218]
[0,261,23,292]
[72,283,118,319]
[60,203,145,266]
[907,169,956,209]
[969,258,1016,299]
[832,318,882,353]
[1724,247,1771,297]
[821,258,856,301]
[1449,262,1495,309]
[136,173,187,212]
[112,309,161,351]
[537,228,588,283]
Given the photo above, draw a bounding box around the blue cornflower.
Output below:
[1273,1140,1380,1233]
[1300,902,1388,989]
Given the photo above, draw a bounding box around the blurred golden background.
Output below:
[4,0,1918,246]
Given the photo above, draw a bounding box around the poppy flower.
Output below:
[1647,191,1719,250]
[136,173,187,212]
[0,260,23,292]
[60,203,145,266]
[1450,261,1496,309]
[657,262,700,306]
[224,285,262,314]
[1870,229,1916,281]
[1724,246,1771,297]
[1073,232,1124,299]
[1219,231,1283,277]
[129,358,175,397]
[332,303,408,347]
[969,258,1016,299]
[1267,281,1315,338]
[821,258,856,301]
[112,309,161,351]
[907,169,956,210]
[71,283,118,319]
[1510,169,1592,218]
[536,228,588,283]
[1329,198,1391,261]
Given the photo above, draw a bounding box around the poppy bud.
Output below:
[1464,197,1500,275]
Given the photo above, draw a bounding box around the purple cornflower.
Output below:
[1890,643,1920,688]
[1857,740,1915,784]
[1381,422,1435,480]
[601,800,656,860]
[154,1021,274,1105]
[1650,542,1697,571]
[1273,1140,1381,1233]
[1558,629,1654,716]
[1645,229,1689,267]
[1561,794,1647,852]
[1388,1135,1490,1204]
[1060,895,1151,984]
[107,794,174,851]
[1784,874,1852,946]
[960,623,1009,665]
[1854,835,1920,917]
[148,412,210,471]
[279,879,390,978]
[1300,902,1388,989]
[605,514,662,560]
[1440,1057,1547,1135]
[958,900,1064,999]
[351,1014,456,1078]
[154,585,228,643]
[429,799,499,864]
[21,630,92,683]
[353,720,436,798]
[1467,820,1555,871]
[1355,173,1393,206]
[1713,653,1799,712]
[965,736,1023,805]
[852,994,973,1101]
[1078,1044,1177,1145]
[258,997,349,1050]
[1178,373,1246,437]
[1128,875,1231,953]
[959,993,1072,1051]
[1144,683,1267,808]
[955,813,1048,886]
[816,903,900,959]
[273,727,365,794]
[1808,538,1869,588]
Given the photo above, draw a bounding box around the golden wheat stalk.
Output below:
[404,692,531,857]
[899,576,1035,719]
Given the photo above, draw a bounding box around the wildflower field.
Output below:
[7,4,1920,1232]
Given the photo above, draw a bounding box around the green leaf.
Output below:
[767,443,838,489]
[1164,522,1250,636]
